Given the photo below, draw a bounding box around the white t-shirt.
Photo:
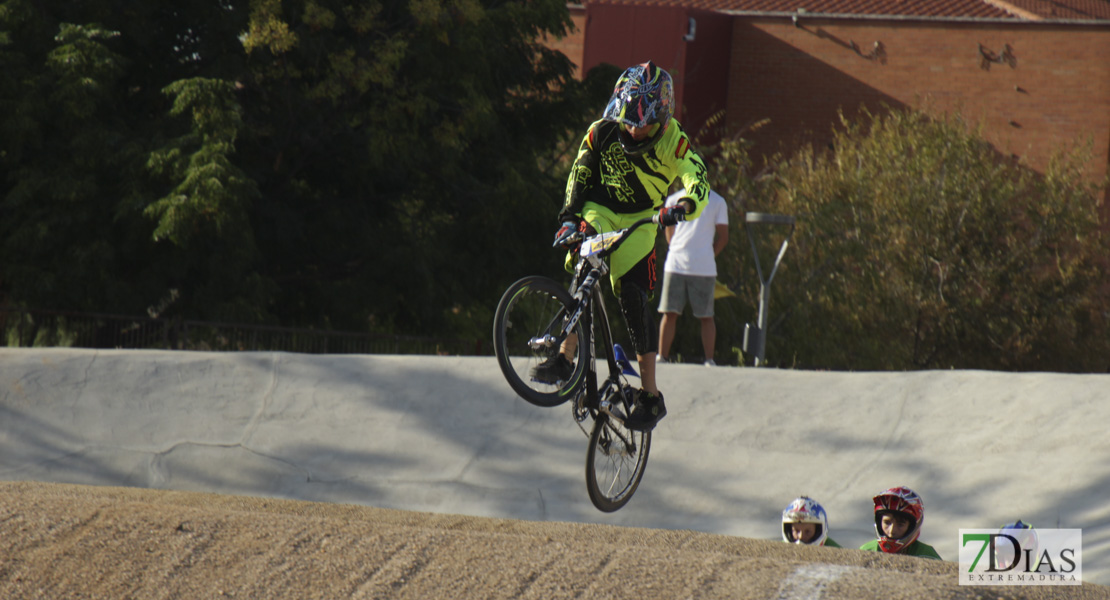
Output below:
[663,189,728,277]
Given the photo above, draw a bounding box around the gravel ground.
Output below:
[1,482,1105,600]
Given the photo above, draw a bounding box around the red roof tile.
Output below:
[586,0,1110,19]
[996,0,1110,19]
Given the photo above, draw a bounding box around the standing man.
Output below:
[657,188,728,365]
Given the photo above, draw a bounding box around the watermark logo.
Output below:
[959,529,1082,586]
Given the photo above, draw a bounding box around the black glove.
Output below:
[658,204,688,226]
[553,220,581,250]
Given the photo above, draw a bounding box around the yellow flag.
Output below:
[714,279,737,299]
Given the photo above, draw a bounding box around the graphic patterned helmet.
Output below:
[781,496,830,546]
[872,486,924,554]
[602,61,674,155]
[997,520,1039,570]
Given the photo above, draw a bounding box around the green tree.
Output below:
[0,11,146,312]
[710,108,1110,371]
[235,0,599,337]
[2,0,607,340]
[0,1,258,319]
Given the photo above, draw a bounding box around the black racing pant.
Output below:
[616,249,659,356]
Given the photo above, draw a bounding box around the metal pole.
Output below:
[743,212,795,367]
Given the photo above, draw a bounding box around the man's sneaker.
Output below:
[704,359,717,367]
[625,390,667,432]
[657,355,673,364]
[530,353,573,384]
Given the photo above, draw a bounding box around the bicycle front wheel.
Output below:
[585,413,651,512]
[493,276,587,408]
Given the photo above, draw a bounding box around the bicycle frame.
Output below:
[570,261,619,416]
[562,216,657,422]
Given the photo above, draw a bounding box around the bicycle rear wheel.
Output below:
[493,276,587,407]
[585,411,651,512]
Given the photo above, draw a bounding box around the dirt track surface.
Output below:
[1,482,1103,600]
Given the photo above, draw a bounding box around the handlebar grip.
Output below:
[553,231,584,248]
[656,209,686,227]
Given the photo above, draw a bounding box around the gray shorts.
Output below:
[658,272,715,318]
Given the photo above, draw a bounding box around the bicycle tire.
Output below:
[493,276,588,408]
[585,412,651,512]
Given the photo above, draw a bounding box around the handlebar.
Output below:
[571,215,661,260]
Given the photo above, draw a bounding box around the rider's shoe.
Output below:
[625,389,667,432]
[530,353,573,384]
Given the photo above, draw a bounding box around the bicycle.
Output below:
[492,215,662,512]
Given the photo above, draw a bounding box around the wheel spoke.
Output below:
[586,415,650,512]
[493,277,587,408]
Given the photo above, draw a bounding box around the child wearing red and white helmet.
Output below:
[859,486,942,559]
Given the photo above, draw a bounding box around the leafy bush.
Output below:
[710,108,1110,372]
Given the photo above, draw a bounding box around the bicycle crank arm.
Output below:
[597,398,627,427]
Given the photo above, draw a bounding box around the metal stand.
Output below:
[742,212,795,367]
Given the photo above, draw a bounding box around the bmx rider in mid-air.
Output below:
[531,60,710,432]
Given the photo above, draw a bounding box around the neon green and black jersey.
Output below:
[559,118,710,223]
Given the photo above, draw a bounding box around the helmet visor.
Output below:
[621,122,661,141]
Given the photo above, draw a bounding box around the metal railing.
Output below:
[0,307,487,356]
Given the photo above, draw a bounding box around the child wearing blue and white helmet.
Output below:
[781,496,841,547]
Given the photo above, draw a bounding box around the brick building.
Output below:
[546,0,1110,193]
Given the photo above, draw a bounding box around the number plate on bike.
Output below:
[580,231,622,258]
